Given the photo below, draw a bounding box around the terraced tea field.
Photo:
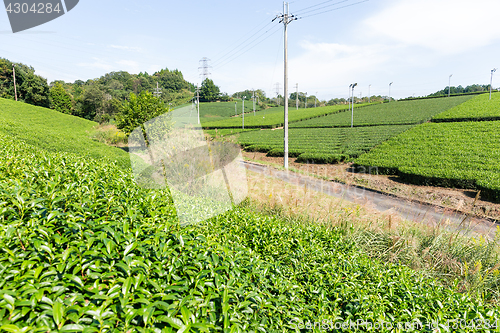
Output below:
[354,93,500,201]
[239,125,412,163]
[432,92,500,122]
[202,103,374,129]
[290,95,473,128]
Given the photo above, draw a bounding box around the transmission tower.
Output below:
[198,57,212,82]
[274,82,281,106]
[153,82,162,98]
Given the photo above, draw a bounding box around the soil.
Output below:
[242,151,500,221]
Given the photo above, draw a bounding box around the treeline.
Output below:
[428,84,492,97]
[0,57,194,123]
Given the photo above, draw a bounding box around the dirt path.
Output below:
[243,160,499,238]
[243,152,500,221]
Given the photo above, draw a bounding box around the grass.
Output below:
[0,98,130,168]
[245,169,500,302]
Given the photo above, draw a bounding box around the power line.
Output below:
[298,0,370,19]
[211,21,275,67]
[295,0,351,16]
[212,25,282,70]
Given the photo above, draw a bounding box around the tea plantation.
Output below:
[432,92,500,122]
[238,125,412,163]
[2,100,500,331]
[202,103,374,129]
[290,95,473,128]
[355,93,500,202]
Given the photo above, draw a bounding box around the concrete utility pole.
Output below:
[274,2,296,169]
[448,74,453,97]
[12,64,17,101]
[153,82,162,98]
[305,92,308,109]
[295,83,299,110]
[196,84,200,125]
[315,92,318,107]
[351,83,357,128]
[348,84,352,112]
[242,96,246,129]
[490,69,497,100]
[389,82,393,102]
[253,89,256,115]
[368,84,371,103]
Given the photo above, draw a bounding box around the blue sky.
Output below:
[2,0,500,101]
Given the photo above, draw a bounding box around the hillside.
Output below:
[0,98,130,168]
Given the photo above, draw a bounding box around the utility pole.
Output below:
[242,96,246,129]
[448,74,453,97]
[348,84,352,111]
[253,89,256,115]
[368,84,371,103]
[196,84,200,125]
[274,2,296,169]
[305,92,307,109]
[12,64,17,101]
[351,83,357,128]
[389,82,393,102]
[295,83,299,110]
[490,69,497,100]
[198,57,212,82]
[315,92,318,107]
[153,82,162,98]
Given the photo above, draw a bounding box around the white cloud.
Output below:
[108,44,143,52]
[77,57,114,72]
[365,0,500,54]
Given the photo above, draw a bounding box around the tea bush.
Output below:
[1,134,500,331]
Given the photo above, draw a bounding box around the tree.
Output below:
[75,85,104,120]
[116,91,172,142]
[199,78,220,102]
[49,82,73,114]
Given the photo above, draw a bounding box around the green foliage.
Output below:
[116,91,173,141]
[1,134,500,331]
[239,125,412,161]
[0,97,130,169]
[74,85,104,121]
[49,82,73,114]
[428,84,491,97]
[0,58,50,107]
[432,92,500,122]
[291,95,473,128]
[199,78,220,102]
[354,121,500,202]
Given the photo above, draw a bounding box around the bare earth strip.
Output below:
[243,152,500,221]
